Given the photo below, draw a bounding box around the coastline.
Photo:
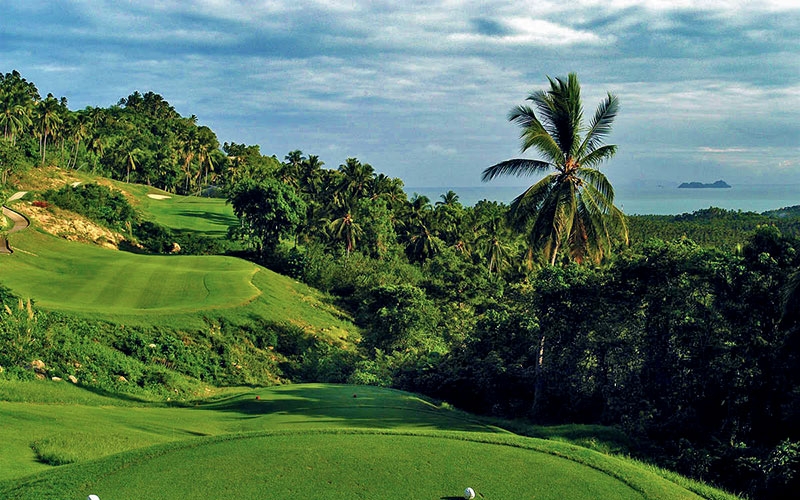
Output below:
[406,183,800,215]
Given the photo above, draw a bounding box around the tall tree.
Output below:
[34,94,64,165]
[336,157,374,206]
[227,178,306,259]
[482,73,627,266]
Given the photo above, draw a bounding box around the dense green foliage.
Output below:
[42,183,136,231]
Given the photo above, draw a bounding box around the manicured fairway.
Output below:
[1,228,258,314]
[134,190,237,238]
[0,382,727,500]
[1,224,356,337]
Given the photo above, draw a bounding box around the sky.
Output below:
[1,0,799,191]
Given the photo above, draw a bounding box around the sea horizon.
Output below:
[405,183,800,216]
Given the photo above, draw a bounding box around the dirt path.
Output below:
[1,194,31,254]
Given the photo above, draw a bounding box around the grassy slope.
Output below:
[0,381,736,500]
[1,177,355,339]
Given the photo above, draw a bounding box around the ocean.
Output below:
[405,184,800,216]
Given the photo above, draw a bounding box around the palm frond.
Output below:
[528,90,560,141]
[577,167,615,207]
[511,103,563,163]
[572,191,611,263]
[578,92,619,156]
[509,174,556,225]
[482,158,551,182]
[579,144,617,170]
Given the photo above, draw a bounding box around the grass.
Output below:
[0,380,739,500]
[114,182,237,238]
[0,225,356,339]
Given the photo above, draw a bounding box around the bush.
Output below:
[42,183,137,231]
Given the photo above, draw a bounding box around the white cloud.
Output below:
[698,147,749,153]
[425,143,457,156]
[454,18,606,46]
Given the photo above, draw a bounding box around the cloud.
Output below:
[425,144,457,156]
[450,17,607,46]
[2,0,798,186]
[698,147,749,153]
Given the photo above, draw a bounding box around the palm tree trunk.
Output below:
[531,332,546,417]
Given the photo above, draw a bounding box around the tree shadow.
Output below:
[194,384,497,433]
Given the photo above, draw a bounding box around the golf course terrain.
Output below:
[0,381,732,500]
[0,173,739,499]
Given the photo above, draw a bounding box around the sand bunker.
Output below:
[147,194,172,200]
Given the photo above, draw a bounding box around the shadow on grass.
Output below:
[70,384,166,405]
[173,210,237,225]
[196,384,496,433]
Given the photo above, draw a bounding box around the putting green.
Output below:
[1,228,258,314]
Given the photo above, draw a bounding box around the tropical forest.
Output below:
[1,69,799,499]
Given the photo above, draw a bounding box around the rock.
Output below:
[28,359,47,377]
[73,362,82,368]
[68,375,78,384]
[51,376,62,382]
[118,375,128,383]
[171,242,181,253]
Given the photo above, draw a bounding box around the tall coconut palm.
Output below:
[0,91,31,145]
[476,212,512,276]
[483,73,627,266]
[34,94,64,165]
[436,190,460,206]
[328,210,363,257]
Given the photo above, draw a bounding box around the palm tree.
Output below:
[328,210,363,257]
[280,150,305,189]
[0,91,31,145]
[476,212,512,276]
[34,94,64,165]
[336,157,374,205]
[436,190,460,206]
[482,73,627,266]
[404,194,439,262]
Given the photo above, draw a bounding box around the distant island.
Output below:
[678,180,731,189]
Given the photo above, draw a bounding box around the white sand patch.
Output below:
[70,181,81,187]
[147,194,172,200]
[8,191,27,201]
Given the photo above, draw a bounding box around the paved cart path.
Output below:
[1,194,31,254]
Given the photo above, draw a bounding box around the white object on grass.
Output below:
[88,496,100,500]
[464,487,476,499]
